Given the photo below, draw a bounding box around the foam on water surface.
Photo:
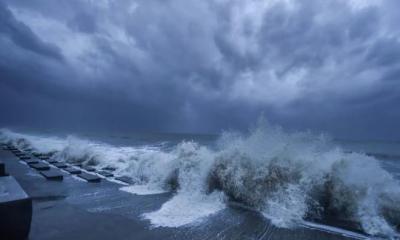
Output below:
[120,185,168,195]
[301,221,369,239]
[143,192,226,228]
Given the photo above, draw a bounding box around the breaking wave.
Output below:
[1,124,400,237]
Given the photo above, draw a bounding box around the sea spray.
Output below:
[1,126,400,237]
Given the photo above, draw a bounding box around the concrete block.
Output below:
[98,171,114,177]
[46,159,59,164]
[115,176,134,184]
[53,162,68,169]
[102,166,117,172]
[83,166,96,172]
[0,176,32,240]
[40,169,63,181]
[0,161,6,176]
[29,163,50,171]
[78,173,101,182]
[24,159,39,164]
[64,167,81,174]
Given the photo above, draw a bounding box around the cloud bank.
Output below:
[1,0,400,139]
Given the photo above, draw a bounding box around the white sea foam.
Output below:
[0,129,67,152]
[1,124,400,237]
[120,185,168,195]
[142,191,226,228]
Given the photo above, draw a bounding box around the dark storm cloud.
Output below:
[0,2,62,60]
[0,0,400,139]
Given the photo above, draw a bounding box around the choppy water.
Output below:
[1,125,400,238]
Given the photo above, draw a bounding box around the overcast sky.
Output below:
[1,0,400,139]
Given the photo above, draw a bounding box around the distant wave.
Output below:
[1,125,400,238]
[366,152,400,160]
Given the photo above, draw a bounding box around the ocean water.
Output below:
[1,125,400,238]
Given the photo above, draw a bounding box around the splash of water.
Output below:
[1,125,400,237]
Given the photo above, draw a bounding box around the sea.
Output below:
[1,124,399,239]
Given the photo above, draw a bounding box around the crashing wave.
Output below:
[1,125,400,237]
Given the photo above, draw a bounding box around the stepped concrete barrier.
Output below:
[0,176,32,240]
